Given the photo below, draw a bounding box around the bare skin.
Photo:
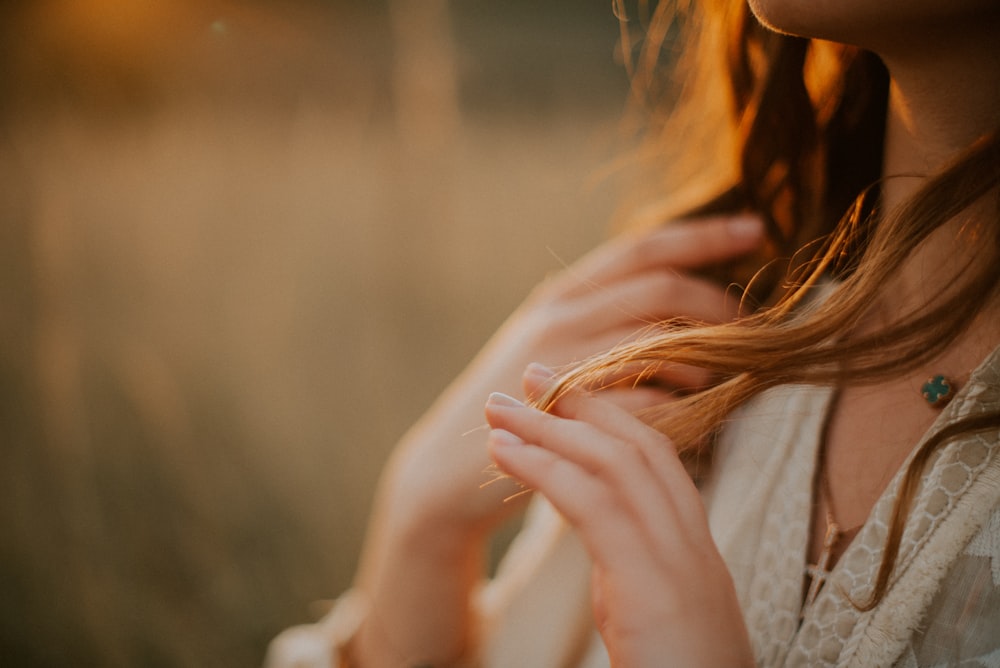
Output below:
[339,2,1000,665]
[488,4,1000,665]
[348,216,766,665]
[808,5,1000,571]
[486,366,755,667]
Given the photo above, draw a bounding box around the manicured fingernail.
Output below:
[728,214,764,240]
[489,428,523,448]
[525,363,556,380]
[488,392,524,408]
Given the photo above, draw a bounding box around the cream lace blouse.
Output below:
[480,344,1000,666]
[268,345,1000,667]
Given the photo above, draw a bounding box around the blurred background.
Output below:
[0,0,631,665]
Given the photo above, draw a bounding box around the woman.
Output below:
[269,0,1000,665]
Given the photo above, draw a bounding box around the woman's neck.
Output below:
[880,22,1000,212]
[876,15,1000,328]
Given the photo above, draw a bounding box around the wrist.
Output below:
[349,600,479,668]
[380,452,501,547]
[352,520,485,667]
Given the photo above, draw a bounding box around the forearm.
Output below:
[351,520,486,667]
[346,347,533,666]
[344,218,764,664]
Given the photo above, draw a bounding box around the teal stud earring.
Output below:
[921,375,954,407]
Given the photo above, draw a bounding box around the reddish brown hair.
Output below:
[564,0,1000,608]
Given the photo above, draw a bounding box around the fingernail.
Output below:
[727,214,764,240]
[525,363,556,380]
[489,428,523,448]
[488,392,524,408]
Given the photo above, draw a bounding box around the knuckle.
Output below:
[537,300,575,330]
[588,445,620,479]
[653,272,684,304]
[580,483,617,519]
[629,235,662,269]
[536,411,565,446]
[592,436,642,481]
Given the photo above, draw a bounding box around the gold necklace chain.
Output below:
[803,388,863,609]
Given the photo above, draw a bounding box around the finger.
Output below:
[521,367,673,453]
[521,366,708,529]
[521,362,711,415]
[487,429,675,565]
[596,385,678,413]
[514,345,709,406]
[486,388,690,536]
[591,568,610,634]
[522,372,687,490]
[487,431,623,552]
[556,215,764,299]
[580,359,715,397]
[519,362,689,428]
[518,358,698,420]
[559,270,745,332]
[517,313,716,392]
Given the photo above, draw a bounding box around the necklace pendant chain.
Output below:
[803,513,843,609]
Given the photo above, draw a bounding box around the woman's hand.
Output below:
[384,214,765,538]
[485,364,754,668]
[351,215,763,665]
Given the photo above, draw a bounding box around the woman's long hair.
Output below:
[558,0,1000,608]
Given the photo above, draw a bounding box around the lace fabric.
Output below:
[267,346,1000,667]
[716,345,1000,667]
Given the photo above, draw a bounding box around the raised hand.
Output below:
[350,216,762,665]
[385,215,763,533]
[485,364,754,667]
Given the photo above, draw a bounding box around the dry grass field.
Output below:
[0,0,630,664]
